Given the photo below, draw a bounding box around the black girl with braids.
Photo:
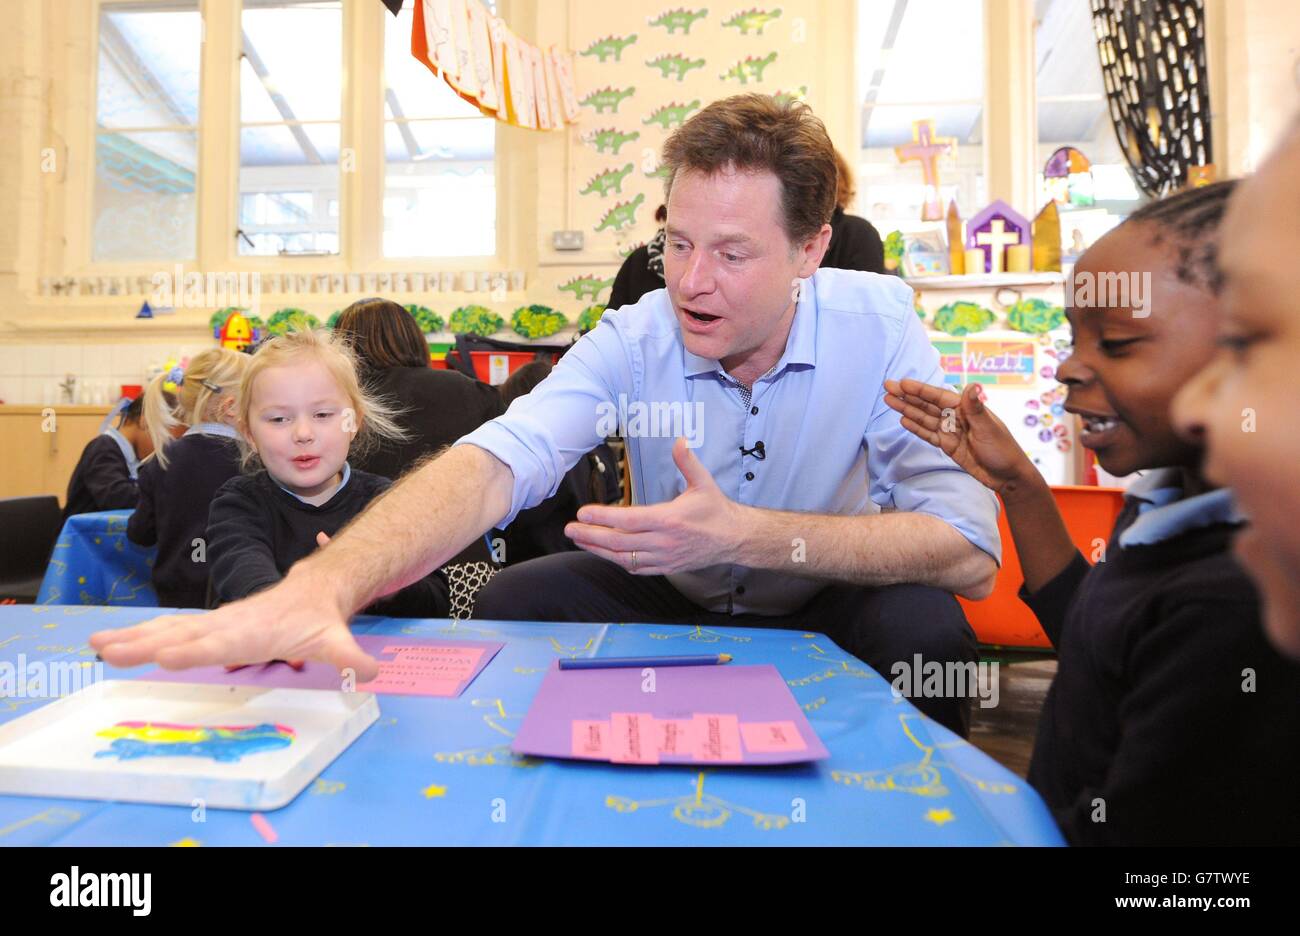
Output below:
[883,179,1300,845]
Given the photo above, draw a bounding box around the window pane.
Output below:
[93,2,200,262]
[239,125,339,255]
[1034,0,1146,258]
[239,0,342,256]
[857,0,985,228]
[382,4,496,257]
[93,131,198,262]
[240,2,342,122]
[97,3,201,129]
[384,162,496,257]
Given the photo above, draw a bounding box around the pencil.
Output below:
[558,654,732,670]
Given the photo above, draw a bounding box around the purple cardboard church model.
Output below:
[966,199,1030,274]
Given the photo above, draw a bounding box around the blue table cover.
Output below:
[36,511,158,607]
[0,606,1064,846]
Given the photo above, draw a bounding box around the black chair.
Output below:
[0,496,63,603]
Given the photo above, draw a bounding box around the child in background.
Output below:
[206,328,449,616]
[62,393,153,520]
[127,350,248,608]
[1172,121,1300,661]
[884,181,1300,845]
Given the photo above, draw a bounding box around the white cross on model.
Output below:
[975,219,1021,274]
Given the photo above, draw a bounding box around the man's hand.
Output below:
[89,566,381,681]
[565,438,740,575]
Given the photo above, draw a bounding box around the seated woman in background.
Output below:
[62,392,155,520]
[333,297,503,480]
[496,360,621,565]
[821,148,886,274]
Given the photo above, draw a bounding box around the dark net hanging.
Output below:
[1091,0,1212,198]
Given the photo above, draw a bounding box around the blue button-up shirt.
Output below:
[456,267,1001,615]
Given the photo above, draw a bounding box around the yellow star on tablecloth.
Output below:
[422,783,448,799]
[924,808,955,826]
[169,837,202,847]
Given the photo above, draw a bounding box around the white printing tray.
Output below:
[0,680,379,811]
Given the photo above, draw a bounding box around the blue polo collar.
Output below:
[1119,468,1246,548]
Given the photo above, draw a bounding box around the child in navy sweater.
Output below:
[127,349,248,608]
[206,328,448,617]
[884,181,1300,845]
[62,394,154,520]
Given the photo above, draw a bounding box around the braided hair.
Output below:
[1125,179,1238,295]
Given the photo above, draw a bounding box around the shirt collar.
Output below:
[184,421,241,440]
[682,278,818,379]
[1119,468,1246,547]
[273,461,352,506]
[102,425,140,480]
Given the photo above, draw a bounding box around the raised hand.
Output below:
[883,378,1036,494]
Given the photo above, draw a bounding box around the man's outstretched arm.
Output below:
[90,444,514,680]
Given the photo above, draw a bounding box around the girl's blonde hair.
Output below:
[143,347,249,468]
[237,327,407,471]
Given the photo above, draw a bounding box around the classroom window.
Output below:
[237,0,343,256]
[92,0,202,263]
[1034,0,1147,261]
[855,0,987,232]
[381,1,496,258]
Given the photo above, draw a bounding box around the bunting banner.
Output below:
[411,0,576,131]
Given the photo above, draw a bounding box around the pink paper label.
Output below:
[691,713,742,763]
[740,720,807,754]
[385,644,483,674]
[610,712,659,764]
[357,644,487,696]
[654,718,694,756]
[571,720,609,759]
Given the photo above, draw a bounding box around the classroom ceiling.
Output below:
[859,0,1110,149]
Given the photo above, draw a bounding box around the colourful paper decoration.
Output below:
[933,301,997,337]
[648,8,710,35]
[894,120,956,222]
[511,305,568,339]
[218,312,258,351]
[1043,146,1094,207]
[411,0,577,131]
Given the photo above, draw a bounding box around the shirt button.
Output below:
[751,406,759,415]
[745,471,754,481]
[735,585,746,596]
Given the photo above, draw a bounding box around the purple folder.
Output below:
[512,661,830,766]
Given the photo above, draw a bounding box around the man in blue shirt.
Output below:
[93,95,1000,736]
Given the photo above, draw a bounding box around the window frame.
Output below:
[78,0,509,276]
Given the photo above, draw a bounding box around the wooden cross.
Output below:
[895,119,956,221]
[976,219,1021,274]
